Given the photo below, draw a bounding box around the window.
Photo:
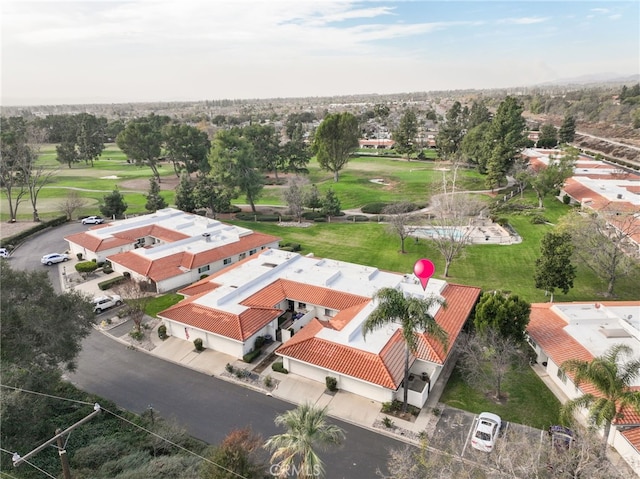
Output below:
[325,308,335,317]
[249,249,257,256]
[298,302,306,310]
[261,246,266,250]
[223,258,232,265]
[239,252,246,260]
[198,265,210,274]
[557,368,567,384]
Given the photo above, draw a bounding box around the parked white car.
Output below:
[0,248,9,258]
[82,216,104,225]
[93,294,123,313]
[41,253,70,265]
[471,412,502,452]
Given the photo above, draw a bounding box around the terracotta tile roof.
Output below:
[621,426,640,453]
[415,284,481,364]
[241,279,370,312]
[64,231,132,252]
[527,302,640,426]
[108,232,279,282]
[158,294,282,341]
[178,280,221,297]
[277,320,407,389]
[65,224,191,253]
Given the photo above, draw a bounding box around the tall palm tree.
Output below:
[363,287,448,412]
[561,344,640,455]
[264,403,345,479]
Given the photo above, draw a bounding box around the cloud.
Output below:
[590,8,610,14]
[497,17,549,25]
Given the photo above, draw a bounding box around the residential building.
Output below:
[158,248,480,408]
[65,208,280,293]
[527,301,640,475]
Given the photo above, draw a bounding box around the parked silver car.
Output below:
[41,253,70,265]
[82,216,104,225]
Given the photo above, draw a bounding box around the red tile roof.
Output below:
[277,319,407,389]
[622,426,640,453]
[65,225,191,253]
[527,302,640,425]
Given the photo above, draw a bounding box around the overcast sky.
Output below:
[1,0,638,106]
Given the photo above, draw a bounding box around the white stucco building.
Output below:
[527,301,640,475]
[158,248,481,408]
[64,208,280,293]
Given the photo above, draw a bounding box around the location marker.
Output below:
[413,258,435,290]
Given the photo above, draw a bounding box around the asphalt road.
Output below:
[14,222,404,478]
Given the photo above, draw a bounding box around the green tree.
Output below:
[281,123,311,174]
[175,170,196,213]
[209,129,264,212]
[0,262,95,371]
[145,177,167,212]
[264,403,345,479]
[320,188,341,218]
[116,118,164,182]
[484,96,527,188]
[56,140,79,168]
[76,113,107,167]
[201,428,266,479]
[529,148,576,208]
[282,176,308,222]
[304,184,322,212]
[393,109,418,161]
[163,123,211,176]
[460,122,491,173]
[537,123,558,148]
[100,187,128,219]
[534,231,576,302]
[0,116,33,221]
[312,112,359,182]
[561,344,640,455]
[244,124,283,180]
[474,291,530,343]
[363,288,447,412]
[436,101,465,161]
[193,175,232,218]
[558,115,576,144]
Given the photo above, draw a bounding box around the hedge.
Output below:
[243,349,262,363]
[361,202,390,214]
[98,275,128,291]
[344,215,370,222]
[1,216,68,249]
[76,261,99,273]
[272,361,289,374]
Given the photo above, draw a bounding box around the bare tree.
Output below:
[115,279,154,334]
[59,190,88,220]
[426,169,484,276]
[282,176,309,223]
[383,202,417,254]
[559,208,640,296]
[20,125,56,222]
[457,329,528,400]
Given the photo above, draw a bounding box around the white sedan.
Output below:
[41,253,70,265]
[471,412,502,452]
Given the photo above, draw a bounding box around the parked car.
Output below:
[548,425,574,451]
[471,412,502,452]
[93,294,123,313]
[0,248,9,258]
[41,253,70,265]
[82,216,104,225]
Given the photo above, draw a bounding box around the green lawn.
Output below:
[440,366,562,430]
[145,293,183,318]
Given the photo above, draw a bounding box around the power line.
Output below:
[0,448,57,479]
[1,385,251,479]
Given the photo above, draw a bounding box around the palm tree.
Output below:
[363,287,448,413]
[264,403,345,479]
[561,344,640,455]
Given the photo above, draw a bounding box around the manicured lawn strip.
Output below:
[145,293,183,317]
[439,366,561,430]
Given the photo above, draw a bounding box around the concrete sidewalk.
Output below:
[61,262,443,445]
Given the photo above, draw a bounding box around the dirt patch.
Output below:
[1,221,41,241]
[118,175,181,192]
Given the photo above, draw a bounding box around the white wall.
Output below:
[163,319,244,357]
[611,429,640,476]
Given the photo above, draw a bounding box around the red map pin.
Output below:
[413,259,435,290]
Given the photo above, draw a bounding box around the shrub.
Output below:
[75,261,99,274]
[157,324,167,340]
[301,211,324,220]
[314,217,327,223]
[280,242,301,252]
[225,363,234,373]
[264,375,273,388]
[199,274,209,279]
[76,252,84,260]
[495,217,509,227]
[272,361,288,374]
[254,335,266,349]
[382,416,395,428]
[98,275,127,291]
[243,349,261,363]
[562,194,571,205]
[344,215,370,222]
[102,264,113,274]
[193,338,204,351]
[325,376,338,392]
[130,330,143,341]
[530,214,548,224]
[361,202,390,214]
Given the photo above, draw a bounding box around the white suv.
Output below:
[93,294,123,313]
[41,253,70,265]
[82,216,104,225]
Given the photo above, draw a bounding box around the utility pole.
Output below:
[13,403,101,477]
